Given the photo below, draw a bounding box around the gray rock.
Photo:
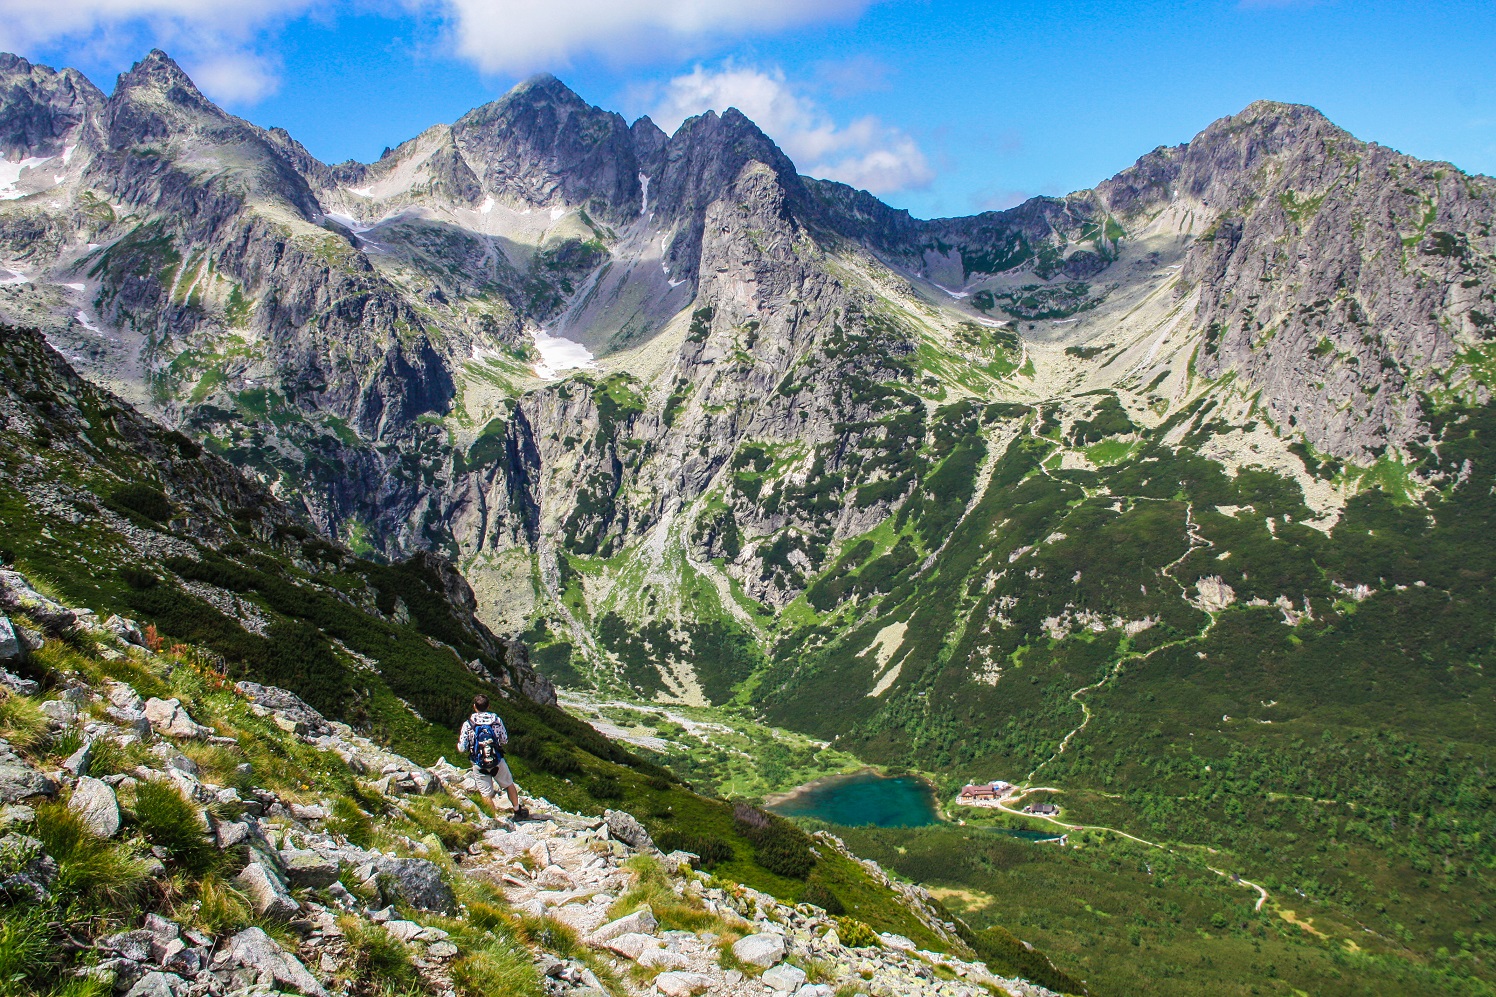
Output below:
[68,777,120,837]
[366,856,455,914]
[215,820,250,849]
[39,700,77,724]
[0,615,24,665]
[235,682,332,737]
[731,932,787,968]
[124,970,183,997]
[235,861,300,919]
[104,615,145,646]
[107,682,144,711]
[99,929,157,963]
[62,740,91,777]
[0,749,56,802]
[0,570,75,634]
[142,698,211,739]
[106,706,151,738]
[279,848,339,888]
[589,906,657,944]
[227,927,329,997]
[0,669,38,697]
[603,809,655,851]
[654,972,712,997]
[762,963,808,992]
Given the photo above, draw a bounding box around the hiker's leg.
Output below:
[473,770,495,815]
[496,759,523,815]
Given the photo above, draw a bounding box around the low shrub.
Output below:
[654,830,733,869]
[586,774,624,801]
[107,483,174,523]
[733,803,815,880]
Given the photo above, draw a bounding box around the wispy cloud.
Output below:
[2,0,881,105]
[648,62,934,196]
[0,0,311,103]
[440,0,876,75]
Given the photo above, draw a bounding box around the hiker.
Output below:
[457,694,527,820]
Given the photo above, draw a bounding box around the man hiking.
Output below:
[457,694,527,820]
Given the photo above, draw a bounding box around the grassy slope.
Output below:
[0,324,1029,971]
[736,388,1496,995]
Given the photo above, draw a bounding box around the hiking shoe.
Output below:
[513,806,530,821]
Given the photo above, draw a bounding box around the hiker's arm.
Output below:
[497,718,509,746]
[457,721,470,752]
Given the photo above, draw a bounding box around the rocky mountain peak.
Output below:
[114,49,205,104]
[453,74,640,216]
[0,51,105,159]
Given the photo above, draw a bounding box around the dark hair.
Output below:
[472,694,489,712]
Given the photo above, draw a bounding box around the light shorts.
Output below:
[472,758,514,795]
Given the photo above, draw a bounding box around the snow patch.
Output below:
[638,173,650,216]
[549,206,567,221]
[74,310,101,333]
[63,282,85,291]
[0,155,51,199]
[0,266,28,285]
[349,186,373,197]
[480,196,494,215]
[531,328,594,379]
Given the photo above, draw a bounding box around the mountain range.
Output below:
[3,48,1496,994]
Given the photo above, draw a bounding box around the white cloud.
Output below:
[438,0,875,75]
[187,51,281,102]
[0,0,311,104]
[649,63,933,196]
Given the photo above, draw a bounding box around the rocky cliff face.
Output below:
[2,50,1496,696]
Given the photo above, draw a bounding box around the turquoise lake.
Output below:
[768,771,940,827]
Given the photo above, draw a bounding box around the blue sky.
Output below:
[7,0,1494,219]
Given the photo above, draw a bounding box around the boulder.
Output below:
[0,569,75,633]
[279,849,339,888]
[107,681,144,712]
[731,932,787,968]
[762,964,809,993]
[654,972,712,997]
[234,682,332,737]
[39,700,77,724]
[482,829,536,856]
[142,698,211,739]
[601,932,660,960]
[106,706,152,738]
[97,929,156,963]
[104,615,145,646]
[383,920,424,942]
[227,927,329,997]
[367,856,456,914]
[63,741,91,777]
[0,748,56,802]
[69,777,120,837]
[124,971,184,997]
[215,820,249,849]
[235,861,300,919]
[589,906,658,944]
[0,615,24,665]
[878,932,916,951]
[0,668,38,696]
[604,809,655,851]
[637,947,690,970]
